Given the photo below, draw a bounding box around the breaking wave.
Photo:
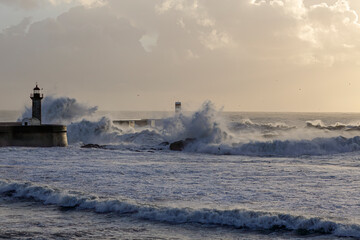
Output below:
[185,136,360,157]
[0,180,359,238]
[229,119,295,132]
[306,120,360,131]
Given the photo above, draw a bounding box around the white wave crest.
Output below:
[0,180,359,238]
[306,120,360,131]
[229,119,295,132]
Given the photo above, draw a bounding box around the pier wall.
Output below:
[0,125,68,147]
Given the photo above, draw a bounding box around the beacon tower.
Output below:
[30,84,43,124]
[175,102,181,114]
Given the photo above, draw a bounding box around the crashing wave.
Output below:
[159,101,232,144]
[19,96,97,124]
[0,180,359,238]
[67,117,164,146]
[67,117,122,144]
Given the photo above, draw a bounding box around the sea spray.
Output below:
[160,101,232,143]
[67,117,122,144]
[19,96,97,124]
[66,101,229,145]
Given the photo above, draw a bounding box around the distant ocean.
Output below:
[1,98,360,239]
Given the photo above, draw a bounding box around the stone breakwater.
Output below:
[0,124,67,147]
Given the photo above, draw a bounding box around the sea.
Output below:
[0,97,360,239]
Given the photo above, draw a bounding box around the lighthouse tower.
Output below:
[30,83,43,124]
[175,102,181,114]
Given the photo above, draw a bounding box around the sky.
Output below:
[1,0,360,112]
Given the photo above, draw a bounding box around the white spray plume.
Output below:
[160,101,231,143]
[19,96,98,124]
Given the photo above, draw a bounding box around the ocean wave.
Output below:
[184,136,360,157]
[0,180,359,238]
[306,120,360,131]
[229,119,295,132]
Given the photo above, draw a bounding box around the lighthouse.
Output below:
[175,102,181,114]
[0,84,68,147]
[30,83,43,124]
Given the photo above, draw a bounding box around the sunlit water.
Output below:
[1,107,360,239]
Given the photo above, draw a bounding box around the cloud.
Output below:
[0,0,47,9]
[51,0,106,7]
[0,0,105,9]
[2,0,360,111]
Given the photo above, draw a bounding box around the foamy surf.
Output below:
[0,180,359,238]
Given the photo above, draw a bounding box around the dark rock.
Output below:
[81,144,107,149]
[169,138,196,151]
[169,140,185,151]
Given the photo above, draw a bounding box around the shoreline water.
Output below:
[1,109,360,239]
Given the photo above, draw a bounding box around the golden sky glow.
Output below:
[1,0,360,112]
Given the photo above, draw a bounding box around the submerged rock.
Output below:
[169,138,196,151]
